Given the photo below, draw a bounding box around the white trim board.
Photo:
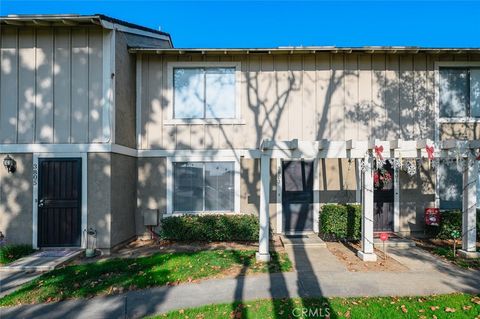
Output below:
[99,20,171,44]
[32,153,88,249]
[165,156,241,215]
[0,143,137,157]
[136,54,142,149]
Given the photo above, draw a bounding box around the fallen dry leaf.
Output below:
[445,307,456,313]
[463,305,472,310]
[344,310,351,318]
[400,305,408,313]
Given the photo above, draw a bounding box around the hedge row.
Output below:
[319,204,480,241]
[431,210,480,240]
[319,204,361,241]
[160,214,260,242]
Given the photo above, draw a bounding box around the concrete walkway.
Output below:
[1,246,479,319]
[0,271,41,298]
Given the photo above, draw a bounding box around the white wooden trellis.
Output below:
[256,138,480,262]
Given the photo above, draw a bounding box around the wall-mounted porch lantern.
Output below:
[3,155,16,173]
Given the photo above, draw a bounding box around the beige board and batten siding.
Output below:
[138,53,480,150]
[0,26,109,144]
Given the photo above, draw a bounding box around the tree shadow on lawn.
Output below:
[0,249,291,307]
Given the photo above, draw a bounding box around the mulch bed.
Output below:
[413,238,480,269]
[326,241,409,272]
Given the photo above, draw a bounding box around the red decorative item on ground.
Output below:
[425,208,441,226]
[379,232,389,241]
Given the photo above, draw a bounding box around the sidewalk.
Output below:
[0,271,41,298]
[2,266,479,319]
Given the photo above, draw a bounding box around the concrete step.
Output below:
[0,249,83,272]
[374,237,416,249]
[280,234,327,247]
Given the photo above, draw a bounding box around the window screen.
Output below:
[173,161,234,212]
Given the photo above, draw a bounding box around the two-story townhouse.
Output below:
[0,14,171,251]
[1,15,479,261]
[132,47,480,261]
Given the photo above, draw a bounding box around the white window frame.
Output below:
[32,152,88,249]
[435,62,480,128]
[165,61,243,125]
[166,156,241,215]
[434,62,480,208]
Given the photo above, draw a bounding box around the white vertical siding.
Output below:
[35,28,54,143]
[71,28,89,143]
[17,28,36,143]
[87,29,103,143]
[0,26,108,144]
[53,28,71,143]
[0,28,18,142]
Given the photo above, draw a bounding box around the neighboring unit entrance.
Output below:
[282,160,314,232]
[38,158,82,247]
[373,161,394,232]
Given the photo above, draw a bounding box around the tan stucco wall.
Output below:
[136,157,167,237]
[114,31,137,148]
[110,153,137,247]
[87,153,112,249]
[239,158,278,233]
[88,153,139,250]
[0,153,33,245]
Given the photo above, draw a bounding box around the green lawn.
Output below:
[0,249,291,306]
[150,294,480,319]
[433,246,480,269]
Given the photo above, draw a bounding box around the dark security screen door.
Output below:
[38,158,82,247]
[282,160,314,232]
[373,161,394,232]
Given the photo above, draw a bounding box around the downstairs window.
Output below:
[173,161,235,212]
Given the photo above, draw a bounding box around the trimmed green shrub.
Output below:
[319,204,361,241]
[160,214,260,242]
[0,244,34,264]
[433,210,480,240]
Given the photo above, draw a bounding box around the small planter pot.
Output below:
[85,248,96,258]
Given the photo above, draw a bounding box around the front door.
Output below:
[38,158,82,247]
[282,160,314,232]
[373,161,394,232]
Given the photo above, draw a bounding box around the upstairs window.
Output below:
[173,67,236,119]
[439,67,480,119]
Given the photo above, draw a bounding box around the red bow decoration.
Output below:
[374,145,384,160]
[476,149,480,161]
[425,145,435,161]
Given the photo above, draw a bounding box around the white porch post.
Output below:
[256,151,271,262]
[357,155,377,261]
[459,156,479,258]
